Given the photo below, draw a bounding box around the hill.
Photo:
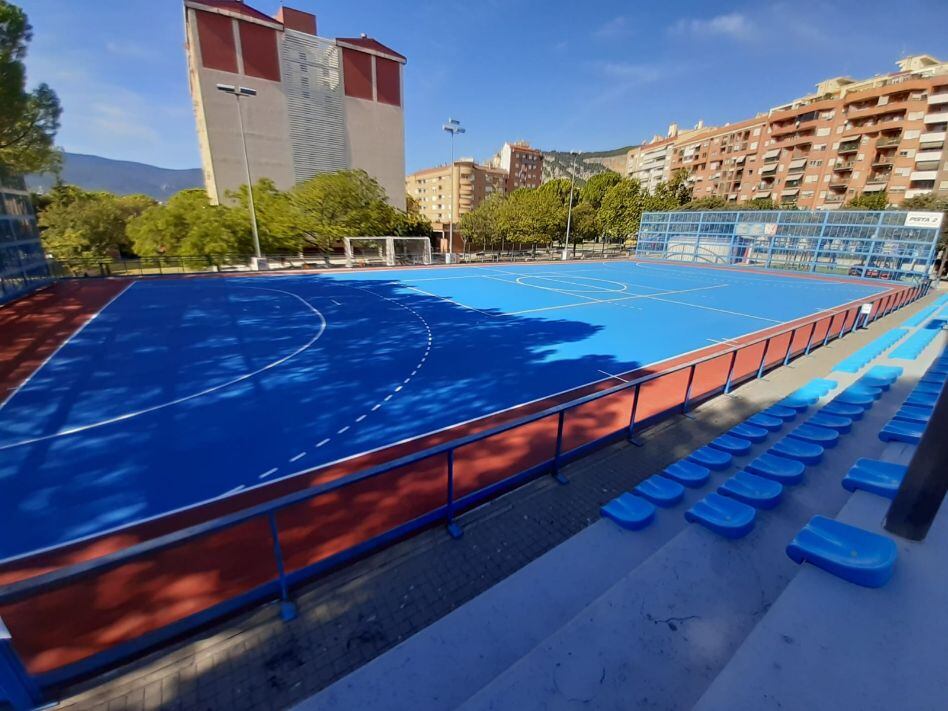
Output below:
[27,152,203,200]
[541,146,632,184]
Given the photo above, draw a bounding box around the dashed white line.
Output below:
[290,452,306,462]
[384,394,393,402]
[372,403,382,411]
[395,385,403,392]
[355,414,367,422]
[337,425,350,434]
[259,468,279,479]
[316,438,331,448]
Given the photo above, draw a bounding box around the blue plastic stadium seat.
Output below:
[770,437,824,465]
[821,401,865,420]
[844,383,883,400]
[914,381,943,394]
[834,390,874,408]
[601,493,657,531]
[687,447,732,472]
[719,471,783,509]
[879,419,925,445]
[791,423,841,448]
[842,459,907,500]
[685,492,756,539]
[763,405,798,421]
[710,434,753,456]
[807,412,852,433]
[747,413,783,431]
[894,405,932,424]
[729,422,769,443]
[634,475,685,507]
[920,373,947,386]
[807,378,838,394]
[778,395,812,411]
[746,453,805,485]
[788,387,822,404]
[857,375,891,391]
[906,391,938,407]
[864,365,902,383]
[786,515,897,588]
[665,460,712,487]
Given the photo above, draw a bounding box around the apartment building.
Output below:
[405,160,508,244]
[184,1,406,206]
[626,122,710,192]
[654,55,948,209]
[488,141,544,191]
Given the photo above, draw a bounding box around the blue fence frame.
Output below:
[637,209,942,281]
[0,278,929,708]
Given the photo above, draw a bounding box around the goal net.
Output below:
[344,237,433,268]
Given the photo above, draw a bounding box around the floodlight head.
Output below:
[442,118,464,135]
[216,83,237,93]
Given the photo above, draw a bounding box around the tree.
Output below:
[459,194,503,250]
[538,177,577,210]
[497,188,564,248]
[0,1,61,173]
[569,202,599,244]
[651,169,693,210]
[38,185,154,258]
[127,189,251,256]
[677,196,728,211]
[228,178,303,253]
[846,191,888,210]
[598,178,647,241]
[737,197,778,210]
[580,172,622,210]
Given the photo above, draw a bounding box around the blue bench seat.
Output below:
[807,412,852,433]
[601,493,657,530]
[634,475,685,507]
[719,471,783,509]
[762,405,798,421]
[914,381,943,394]
[894,405,932,424]
[685,493,756,539]
[665,460,712,487]
[879,419,925,445]
[745,453,805,485]
[791,423,841,448]
[906,391,938,407]
[746,413,783,431]
[844,384,883,400]
[865,365,902,383]
[770,437,824,465]
[857,375,891,391]
[786,515,897,588]
[686,447,732,472]
[710,434,753,456]
[834,391,874,408]
[729,422,769,443]
[841,459,907,500]
[821,401,865,420]
[778,396,812,411]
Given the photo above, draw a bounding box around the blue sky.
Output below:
[18,0,948,173]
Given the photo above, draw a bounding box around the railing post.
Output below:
[756,338,771,379]
[782,330,795,366]
[551,410,568,485]
[837,311,849,341]
[445,450,463,539]
[803,321,817,356]
[723,349,739,395]
[627,383,643,446]
[681,364,697,415]
[266,512,297,621]
[884,385,948,541]
[0,617,44,710]
[823,314,836,347]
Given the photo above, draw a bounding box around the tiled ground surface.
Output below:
[46,292,938,711]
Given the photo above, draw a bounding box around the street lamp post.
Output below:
[442,118,465,262]
[217,84,263,265]
[563,150,579,260]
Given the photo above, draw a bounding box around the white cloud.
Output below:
[670,13,755,41]
[595,16,632,39]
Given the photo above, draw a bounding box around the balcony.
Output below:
[923,112,948,124]
[846,100,909,119]
[829,180,849,190]
[838,141,860,154]
[824,193,845,204]
[833,161,855,172]
[928,92,948,106]
[910,170,939,181]
[871,157,894,167]
[876,135,902,148]
[905,187,935,198]
[865,174,889,185]
[915,150,943,163]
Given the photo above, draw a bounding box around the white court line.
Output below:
[337,425,350,434]
[0,285,328,451]
[290,452,306,462]
[0,280,138,412]
[504,284,729,316]
[316,438,331,447]
[643,295,782,323]
[355,414,367,422]
[331,299,341,306]
[707,337,742,345]
[597,369,630,383]
[258,467,279,479]
[403,286,498,317]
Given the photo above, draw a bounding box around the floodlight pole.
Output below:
[443,118,465,259]
[563,151,579,260]
[218,84,262,260]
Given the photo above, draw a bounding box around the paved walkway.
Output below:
[52,291,940,711]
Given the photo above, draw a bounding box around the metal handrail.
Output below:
[0,285,917,606]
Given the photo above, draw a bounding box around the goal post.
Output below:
[344,236,433,268]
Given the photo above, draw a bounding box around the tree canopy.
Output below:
[0,1,61,174]
[845,191,889,210]
[39,185,154,258]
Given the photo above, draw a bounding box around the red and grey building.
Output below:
[184,1,407,206]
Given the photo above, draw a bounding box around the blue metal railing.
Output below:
[0,280,928,707]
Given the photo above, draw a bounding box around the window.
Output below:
[908,112,925,120]
[817,127,831,136]
[805,175,818,183]
[905,130,920,139]
[809,160,823,167]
